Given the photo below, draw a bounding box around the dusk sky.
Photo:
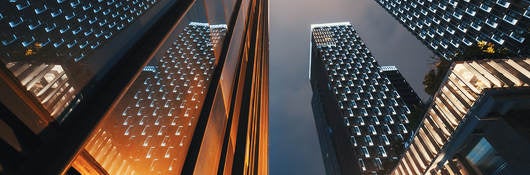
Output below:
[269,0,434,174]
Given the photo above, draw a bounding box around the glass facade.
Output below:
[391,58,530,175]
[374,0,530,58]
[310,22,414,174]
[0,0,176,133]
[0,0,268,174]
[79,22,227,174]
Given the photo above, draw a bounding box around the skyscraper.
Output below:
[380,66,424,110]
[381,66,425,131]
[374,0,530,58]
[310,22,414,174]
[391,58,530,175]
[0,0,268,174]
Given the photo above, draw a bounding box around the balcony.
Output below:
[470,22,482,31]
[502,15,518,25]
[479,4,492,12]
[485,18,498,28]
[491,34,505,45]
[496,0,510,8]
[509,32,525,43]
[465,8,476,16]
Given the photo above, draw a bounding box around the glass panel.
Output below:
[465,138,510,174]
[81,1,229,174]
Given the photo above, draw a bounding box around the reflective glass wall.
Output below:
[0,0,268,174]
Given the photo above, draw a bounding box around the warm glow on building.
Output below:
[392,58,530,175]
[0,0,268,174]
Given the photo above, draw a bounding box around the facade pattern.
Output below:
[310,22,413,174]
[380,66,424,110]
[375,0,530,58]
[1,0,159,62]
[81,23,226,175]
[0,0,175,133]
[392,58,530,175]
[0,0,269,174]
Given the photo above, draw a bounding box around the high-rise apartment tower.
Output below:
[374,0,530,58]
[310,22,414,174]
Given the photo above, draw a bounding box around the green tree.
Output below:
[422,56,450,96]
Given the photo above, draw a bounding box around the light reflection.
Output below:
[78,22,227,174]
[5,62,76,118]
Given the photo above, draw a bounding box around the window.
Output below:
[342,94,348,101]
[466,138,509,174]
[369,125,377,135]
[485,17,498,28]
[479,4,492,12]
[382,85,389,92]
[361,146,370,158]
[378,146,387,157]
[365,135,374,146]
[503,13,518,25]
[363,100,371,108]
[350,101,358,108]
[491,34,505,45]
[350,136,358,146]
[359,159,367,171]
[496,0,510,8]
[375,107,382,116]
[384,124,392,134]
[509,30,526,43]
[353,126,361,136]
[354,93,361,100]
[361,108,368,116]
[372,116,380,125]
[380,92,387,99]
[399,124,408,133]
[381,135,390,145]
[403,106,411,114]
[525,6,530,18]
[377,99,384,107]
[392,91,400,98]
[357,116,365,126]
[399,114,410,123]
[344,118,351,127]
[390,98,398,106]
[385,115,394,124]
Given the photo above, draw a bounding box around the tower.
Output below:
[0,0,269,174]
[310,22,413,174]
[374,0,530,58]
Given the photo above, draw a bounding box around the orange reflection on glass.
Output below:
[81,23,226,174]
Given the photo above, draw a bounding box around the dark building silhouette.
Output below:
[380,66,423,109]
[0,0,268,174]
[310,22,414,175]
[381,66,425,133]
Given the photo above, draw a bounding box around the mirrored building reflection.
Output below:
[391,58,530,175]
[76,22,227,175]
[310,22,414,174]
[0,0,268,174]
